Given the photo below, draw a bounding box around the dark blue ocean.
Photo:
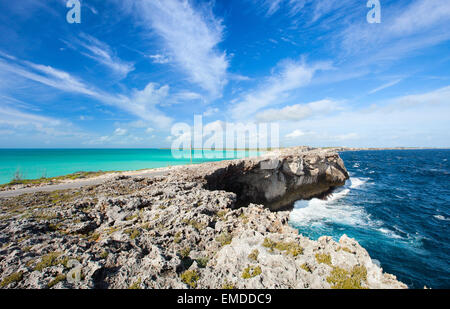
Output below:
[289,150,450,289]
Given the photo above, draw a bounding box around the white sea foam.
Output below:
[290,177,371,228]
[434,215,450,221]
[377,228,403,239]
[348,177,367,189]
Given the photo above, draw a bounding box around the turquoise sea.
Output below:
[0,149,260,185]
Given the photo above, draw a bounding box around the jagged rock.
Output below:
[0,147,406,289]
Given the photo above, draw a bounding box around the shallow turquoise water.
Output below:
[0,149,260,184]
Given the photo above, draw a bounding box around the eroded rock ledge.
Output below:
[0,148,407,289]
[180,147,349,211]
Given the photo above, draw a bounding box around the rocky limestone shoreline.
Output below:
[0,147,407,289]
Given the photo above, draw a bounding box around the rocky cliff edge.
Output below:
[0,147,407,289]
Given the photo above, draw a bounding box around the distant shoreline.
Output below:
[1,146,448,189]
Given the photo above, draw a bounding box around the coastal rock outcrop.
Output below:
[177,147,349,210]
[0,148,406,289]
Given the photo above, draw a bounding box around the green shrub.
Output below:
[262,238,303,256]
[222,281,235,289]
[326,265,368,289]
[248,249,259,261]
[181,270,199,288]
[124,228,140,240]
[216,210,228,221]
[242,266,262,279]
[315,253,332,266]
[34,252,61,271]
[338,247,353,254]
[196,257,209,268]
[0,272,23,288]
[174,231,182,244]
[215,232,233,247]
[48,274,66,288]
[300,263,312,273]
[129,278,142,289]
[179,247,191,259]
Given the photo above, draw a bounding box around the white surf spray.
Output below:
[434,215,450,221]
[289,177,407,241]
[290,177,371,228]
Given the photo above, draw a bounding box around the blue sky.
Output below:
[0,0,449,148]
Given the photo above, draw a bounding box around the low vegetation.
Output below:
[1,171,111,189]
[242,265,262,279]
[48,274,66,288]
[180,270,199,288]
[196,257,209,268]
[248,249,259,261]
[0,272,23,288]
[128,278,142,289]
[262,238,303,257]
[327,265,368,289]
[300,263,312,273]
[215,232,233,247]
[315,253,332,266]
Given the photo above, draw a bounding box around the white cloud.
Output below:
[148,54,170,64]
[203,107,219,117]
[340,0,450,59]
[174,91,204,101]
[68,33,135,79]
[114,83,173,128]
[285,129,305,139]
[0,105,89,140]
[0,105,60,127]
[368,79,402,95]
[279,86,450,147]
[388,0,450,36]
[114,128,128,136]
[127,0,229,97]
[230,59,332,120]
[0,56,98,96]
[256,99,341,122]
[255,0,306,16]
[0,53,173,128]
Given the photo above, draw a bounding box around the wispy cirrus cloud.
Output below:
[64,33,135,79]
[253,0,306,16]
[229,58,332,120]
[0,54,98,96]
[123,0,229,97]
[148,54,170,64]
[368,79,403,95]
[256,99,341,122]
[339,0,450,59]
[0,53,172,128]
